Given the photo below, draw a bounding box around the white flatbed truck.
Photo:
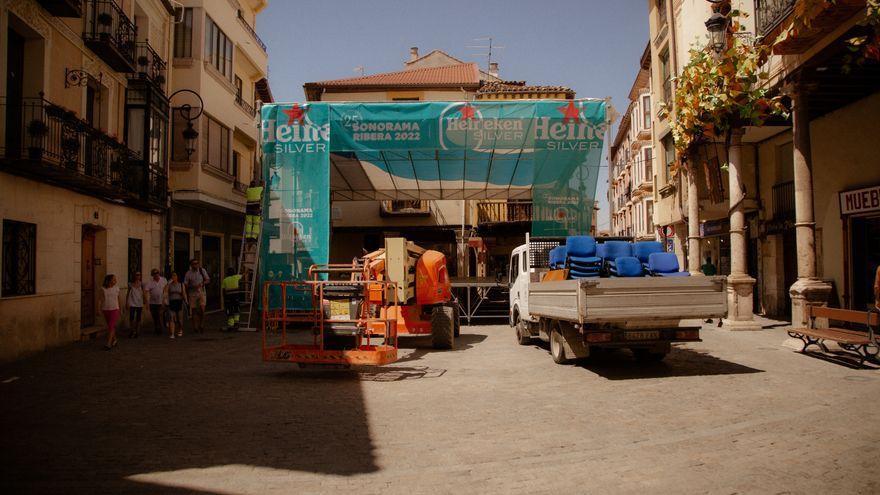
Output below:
[509,237,728,363]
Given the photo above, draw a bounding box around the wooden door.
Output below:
[81,228,96,328]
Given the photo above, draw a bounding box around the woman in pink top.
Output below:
[100,274,122,350]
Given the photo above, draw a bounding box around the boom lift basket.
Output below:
[261,277,399,366]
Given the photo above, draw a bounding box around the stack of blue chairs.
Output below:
[548,245,567,270]
[647,252,690,277]
[565,236,601,278]
[633,241,664,270]
[602,241,633,276]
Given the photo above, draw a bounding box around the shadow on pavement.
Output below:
[576,346,765,380]
[393,332,488,365]
[795,349,880,370]
[0,328,378,494]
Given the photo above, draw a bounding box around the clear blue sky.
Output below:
[257,0,650,230]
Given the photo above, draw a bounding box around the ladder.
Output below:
[236,203,262,332]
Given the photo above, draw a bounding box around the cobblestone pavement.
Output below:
[1,316,879,494]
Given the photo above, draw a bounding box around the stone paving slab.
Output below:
[1,317,878,494]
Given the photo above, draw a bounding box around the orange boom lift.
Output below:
[262,237,458,366]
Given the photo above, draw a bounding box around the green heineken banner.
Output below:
[261,100,607,303]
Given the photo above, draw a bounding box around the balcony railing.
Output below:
[772,180,795,221]
[476,200,532,224]
[379,200,431,217]
[37,0,82,17]
[0,96,166,210]
[132,41,167,90]
[82,0,137,72]
[755,0,796,37]
[237,9,267,53]
[235,95,256,117]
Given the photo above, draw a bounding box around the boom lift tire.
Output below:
[431,305,455,350]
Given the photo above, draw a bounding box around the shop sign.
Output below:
[839,185,880,216]
[700,219,729,237]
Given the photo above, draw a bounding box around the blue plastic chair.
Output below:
[596,243,608,260]
[633,241,664,268]
[548,245,567,269]
[568,267,601,279]
[647,252,690,277]
[614,256,643,277]
[566,236,602,272]
[603,241,633,275]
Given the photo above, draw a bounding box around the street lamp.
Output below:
[705,11,729,54]
[168,89,204,159]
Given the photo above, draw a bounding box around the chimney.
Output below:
[489,62,499,78]
[409,47,419,62]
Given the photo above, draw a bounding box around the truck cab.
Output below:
[508,244,534,338]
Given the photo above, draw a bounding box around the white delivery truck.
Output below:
[509,236,728,364]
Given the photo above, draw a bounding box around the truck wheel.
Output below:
[632,348,667,363]
[453,307,461,338]
[550,326,570,364]
[431,305,455,350]
[515,316,531,345]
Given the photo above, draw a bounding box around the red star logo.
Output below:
[283,104,308,125]
[459,104,476,120]
[557,101,581,124]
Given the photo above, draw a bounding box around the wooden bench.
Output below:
[788,306,880,366]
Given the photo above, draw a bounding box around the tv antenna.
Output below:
[353,65,365,76]
[468,37,504,75]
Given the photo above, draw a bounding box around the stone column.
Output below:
[787,85,832,325]
[723,129,761,330]
[686,165,702,275]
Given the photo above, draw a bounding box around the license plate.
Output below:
[625,331,659,341]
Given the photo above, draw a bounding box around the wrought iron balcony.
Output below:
[235,95,256,117]
[37,0,82,17]
[131,41,167,90]
[0,96,166,211]
[82,0,137,72]
[755,0,796,38]
[237,9,267,53]
[476,200,532,224]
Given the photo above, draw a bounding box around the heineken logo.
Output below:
[262,103,329,153]
[439,101,606,151]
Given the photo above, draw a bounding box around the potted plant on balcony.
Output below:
[96,12,113,38]
[26,119,48,160]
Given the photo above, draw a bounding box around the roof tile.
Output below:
[307,63,481,88]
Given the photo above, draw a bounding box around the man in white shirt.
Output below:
[144,268,168,335]
[184,259,210,333]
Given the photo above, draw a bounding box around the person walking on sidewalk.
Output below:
[100,274,122,350]
[126,272,145,338]
[164,272,185,338]
[184,259,210,334]
[144,269,167,335]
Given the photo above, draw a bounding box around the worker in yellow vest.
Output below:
[245,180,264,240]
[221,267,243,331]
